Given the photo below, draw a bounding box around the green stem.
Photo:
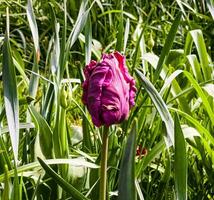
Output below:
[100,126,109,200]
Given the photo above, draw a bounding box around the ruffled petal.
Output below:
[113,51,137,107]
[101,104,120,126]
[87,65,111,127]
[82,80,89,105]
[84,60,97,79]
[113,51,133,83]
[82,52,136,127]
[129,79,137,107]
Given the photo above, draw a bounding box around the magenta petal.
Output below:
[82,81,89,105]
[84,60,97,79]
[113,51,132,82]
[87,65,112,127]
[82,51,137,127]
[102,108,120,126]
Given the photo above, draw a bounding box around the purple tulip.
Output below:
[82,51,137,127]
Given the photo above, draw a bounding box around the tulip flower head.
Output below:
[82,51,136,127]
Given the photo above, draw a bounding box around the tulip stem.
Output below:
[100,126,109,200]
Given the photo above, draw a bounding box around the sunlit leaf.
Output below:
[118,120,137,200]
[38,157,90,200]
[174,113,187,200]
[136,69,174,146]
[2,8,19,163]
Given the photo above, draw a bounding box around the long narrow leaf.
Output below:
[26,0,40,97]
[85,12,92,65]
[2,8,19,163]
[118,119,137,200]
[136,69,174,146]
[174,113,187,200]
[136,139,165,176]
[116,3,124,52]
[189,30,211,81]
[153,12,182,81]
[29,105,53,159]
[26,0,40,62]
[207,0,214,20]
[183,71,214,126]
[2,165,10,200]
[37,157,89,200]
[67,0,91,49]
[186,55,203,82]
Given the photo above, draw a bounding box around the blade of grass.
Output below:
[183,70,214,126]
[2,7,19,163]
[60,0,93,79]
[132,8,154,74]
[170,108,214,145]
[67,0,91,49]
[186,55,203,82]
[0,158,98,182]
[135,179,145,200]
[85,12,92,65]
[49,5,60,77]
[207,0,214,20]
[29,105,53,159]
[3,165,10,200]
[123,18,130,53]
[59,0,67,75]
[26,0,40,97]
[156,152,171,200]
[26,0,40,62]
[116,3,123,52]
[174,113,187,200]
[189,30,211,81]
[135,69,174,146]
[118,119,137,200]
[98,10,137,21]
[153,12,182,82]
[136,139,165,177]
[37,157,90,200]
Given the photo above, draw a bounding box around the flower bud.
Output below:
[82,51,137,127]
[60,85,68,109]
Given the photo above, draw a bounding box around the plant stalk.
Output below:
[100,126,109,200]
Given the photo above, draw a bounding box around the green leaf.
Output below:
[207,0,214,20]
[118,119,137,200]
[170,108,214,148]
[136,139,165,176]
[12,167,20,200]
[174,113,187,200]
[85,12,92,65]
[2,8,19,163]
[37,157,90,200]
[186,55,203,82]
[123,18,130,53]
[98,10,137,20]
[3,165,10,200]
[29,105,53,159]
[203,84,214,98]
[136,69,174,146]
[67,0,91,49]
[183,71,214,126]
[153,12,182,81]
[116,3,124,52]
[26,0,40,97]
[185,30,211,81]
[0,158,99,183]
[26,0,40,61]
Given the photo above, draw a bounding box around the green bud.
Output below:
[60,85,68,109]
[148,33,155,50]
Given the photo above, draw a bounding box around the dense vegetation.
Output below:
[0,0,214,199]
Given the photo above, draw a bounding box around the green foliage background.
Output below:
[0,0,214,199]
